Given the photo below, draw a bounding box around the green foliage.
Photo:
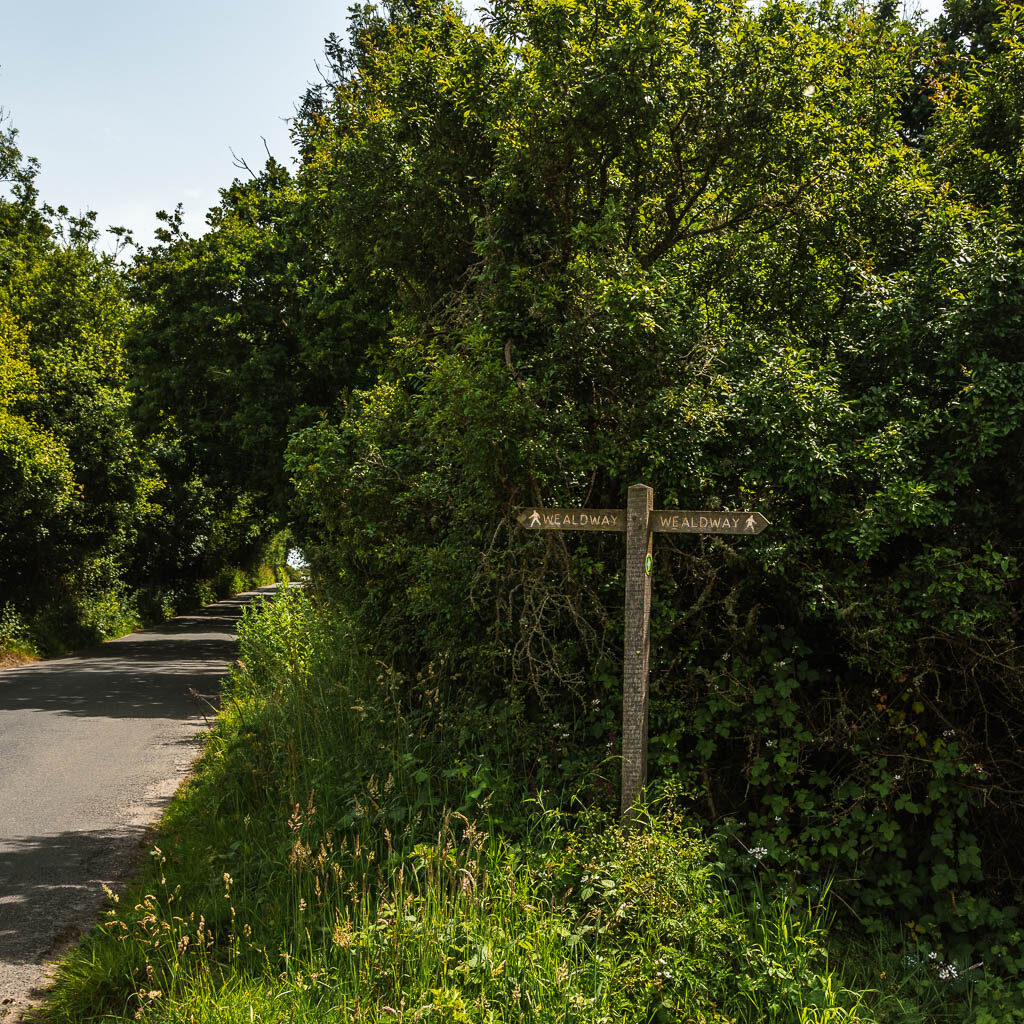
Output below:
[0,600,37,662]
[928,1,1024,218]
[289,0,913,671]
[0,120,287,651]
[41,590,885,1024]
[0,120,155,649]
[278,0,1024,1002]
[123,156,380,595]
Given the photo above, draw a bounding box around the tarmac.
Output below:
[0,586,277,1020]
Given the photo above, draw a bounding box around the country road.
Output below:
[0,586,278,1020]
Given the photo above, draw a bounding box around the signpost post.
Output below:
[517,485,769,818]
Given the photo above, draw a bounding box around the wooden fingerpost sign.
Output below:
[518,486,769,819]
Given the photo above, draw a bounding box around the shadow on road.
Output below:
[0,591,272,720]
[0,828,142,969]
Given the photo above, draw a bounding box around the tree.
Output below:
[287,0,922,680]
[0,121,153,644]
[124,159,383,591]
[928,0,1024,217]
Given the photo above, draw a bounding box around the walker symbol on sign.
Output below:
[517,486,770,818]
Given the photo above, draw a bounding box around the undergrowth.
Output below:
[37,589,972,1022]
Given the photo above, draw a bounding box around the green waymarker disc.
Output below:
[645,553,653,576]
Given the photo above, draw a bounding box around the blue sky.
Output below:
[3,1,941,250]
[1,0,352,245]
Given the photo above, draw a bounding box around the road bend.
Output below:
[0,586,277,1019]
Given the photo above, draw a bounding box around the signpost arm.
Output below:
[622,483,653,819]
[516,492,766,820]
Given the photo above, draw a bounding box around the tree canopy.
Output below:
[0,121,291,649]
[0,121,156,642]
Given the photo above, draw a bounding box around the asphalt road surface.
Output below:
[0,586,278,1020]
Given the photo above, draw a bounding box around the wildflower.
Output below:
[749,847,768,861]
[332,919,353,948]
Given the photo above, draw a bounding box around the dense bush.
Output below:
[281,0,1024,998]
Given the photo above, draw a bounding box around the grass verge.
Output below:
[35,588,961,1023]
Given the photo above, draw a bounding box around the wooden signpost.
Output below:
[518,484,769,818]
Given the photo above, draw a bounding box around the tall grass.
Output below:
[39,588,914,1023]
